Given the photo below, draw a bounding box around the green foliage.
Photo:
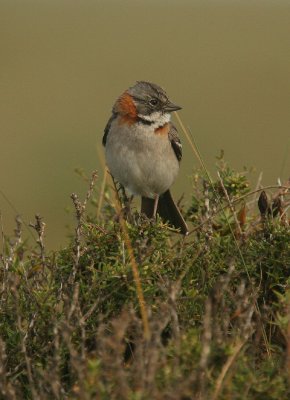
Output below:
[0,162,290,399]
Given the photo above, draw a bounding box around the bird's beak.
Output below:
[164,101,182,112]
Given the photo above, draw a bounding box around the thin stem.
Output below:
[111,176,150,341]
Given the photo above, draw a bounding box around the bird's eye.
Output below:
[149,98,158,107]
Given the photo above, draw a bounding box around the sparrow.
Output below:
[102,81,188,235]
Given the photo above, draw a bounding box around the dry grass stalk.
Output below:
[97,167,108,219]
[119,213,150,341]
[111,175,150,341]
[212,339,247,400]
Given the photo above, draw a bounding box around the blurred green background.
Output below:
[1,0,290,249]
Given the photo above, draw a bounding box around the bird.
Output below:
[102,81,188,235]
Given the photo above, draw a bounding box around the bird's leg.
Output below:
[113,180,131,211]
[110,177,134,221]
[124,195,134,221]
[118,183,128,204]
[118,185,134,222]
[153,195,159,218]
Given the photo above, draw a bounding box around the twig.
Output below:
[198,297,212,398]
[29,214,46,265]
[70,170,98,282]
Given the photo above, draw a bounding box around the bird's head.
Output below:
[113,81,181,125]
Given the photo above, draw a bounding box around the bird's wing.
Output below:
[168,123,182,162]
[141,190,188,235]
[102,113,117,146]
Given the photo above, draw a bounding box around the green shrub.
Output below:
[0,162,289,399]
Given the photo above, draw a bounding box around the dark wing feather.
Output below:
[102,113,117,146]
[141,190,188,235]
[168,123,182,162]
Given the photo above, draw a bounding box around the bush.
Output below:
[0,162,290,399]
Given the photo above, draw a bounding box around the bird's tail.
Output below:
[141,190,188,235]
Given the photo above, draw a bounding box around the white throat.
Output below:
[138,111,171,129]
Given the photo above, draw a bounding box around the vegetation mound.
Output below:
[1,160,290,399]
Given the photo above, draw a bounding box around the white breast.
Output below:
[105,119,179,198]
